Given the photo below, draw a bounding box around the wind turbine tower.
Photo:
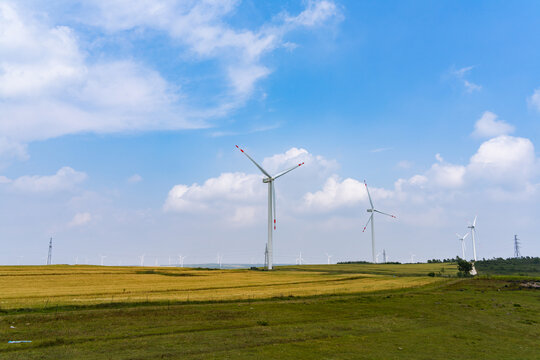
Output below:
[326,253,332,265]
[382,249,387,263]
[296,252,304,265]
[236,145,304,270]
[456,233,468,259]
[47,237,53,265]
[468,216,478,261]
[363,181,396,263]
[178,254,187,268]
[514,235,521,258]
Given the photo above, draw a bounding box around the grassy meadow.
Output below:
[0,263,538,359]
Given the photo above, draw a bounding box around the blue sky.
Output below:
[1,0,539,265]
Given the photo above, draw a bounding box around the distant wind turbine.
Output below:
[296,252,304,265]
[410,254,416,263]
[326,253,332,265]
[100,255,106,266]
[468,216,478,261]
[217,253,223,269]
[236,145,304,270]
[456,233,468,259]
[139,254,145,267]
[363,181,396,263]
[178,254,187,268]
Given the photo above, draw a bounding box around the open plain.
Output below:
[0,263,538,359]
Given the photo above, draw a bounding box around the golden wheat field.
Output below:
[0,264,450,309]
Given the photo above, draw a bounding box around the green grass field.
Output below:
[0,264,538,359]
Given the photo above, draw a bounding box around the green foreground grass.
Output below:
[0,265,538,359]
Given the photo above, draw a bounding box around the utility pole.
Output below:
[514,235,521,258]
[47,237,53,265]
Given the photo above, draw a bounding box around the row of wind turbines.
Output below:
[236,145,395,270]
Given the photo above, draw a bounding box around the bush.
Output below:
[456,257,472,277]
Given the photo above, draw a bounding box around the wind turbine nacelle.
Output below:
[262,178,271,183]
[367,209,373,212]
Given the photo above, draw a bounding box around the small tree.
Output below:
[456,257,472,276]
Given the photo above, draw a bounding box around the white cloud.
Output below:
[69,212,92,227]
[397,160,413,169]
[164,172,263,213]
[302,176,395,213]
[0,138,28,164]
[284,0,340,27]
[468,135,536,184]
[452,65,481,93]
[0,2,197,145]
[428,162,466,188]
[261,147,337,175]
[10,166,87,193]
[528,88,540,112]
[472,111,514,138]
[303,176,365,211]
[127,174,143,183]
[0,1,341,151]
[83,0,340,98]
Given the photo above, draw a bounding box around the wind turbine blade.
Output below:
[373,209,396,218]
[272,182,276,230]
[463,233,469,240]
[273,162,304,180]
[473,216,477,227]
[236,145,271,177]
[362,214,373,232]
[456,233,461,239]
[364,181,374,209]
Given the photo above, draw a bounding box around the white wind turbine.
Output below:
[456,233,468,259]
[100,255,106,266]
[363,181,396,263]
[468,216,478,261]
[139,254,145,267]
[178,254,187,268]
[296,252,304,265]
[326,253,332,265]
[236,145,304,270]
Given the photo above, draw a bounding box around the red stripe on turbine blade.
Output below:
[235,145,239,148]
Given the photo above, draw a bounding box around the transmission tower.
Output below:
[514,235,521,258]
[47,237,53,265]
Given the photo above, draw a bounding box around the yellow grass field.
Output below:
[0,264,451,309]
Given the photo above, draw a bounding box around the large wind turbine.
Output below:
[456,233,468,259]
[468,216,478,261]
[362,181,396,263]
[236,145,304,270]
